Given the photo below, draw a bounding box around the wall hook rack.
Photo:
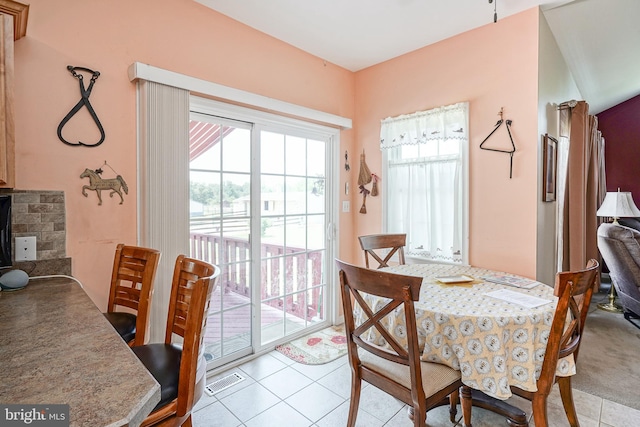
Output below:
[479,107,516,178]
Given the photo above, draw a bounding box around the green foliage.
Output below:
[261,218,271,237]
[190,182,217,206]
[190,180,250,207]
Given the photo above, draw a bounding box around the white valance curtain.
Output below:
[380,102,468,263]
[380,102,469,148]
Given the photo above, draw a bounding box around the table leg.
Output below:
[470,389,528,427]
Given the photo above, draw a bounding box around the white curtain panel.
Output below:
[556,134,570,272]
[381,102,467,263]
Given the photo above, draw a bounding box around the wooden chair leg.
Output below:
[347,377,362,427]
[558,376,579,427]
[531,394,549,427]
[182,415,192,427]
[412,404,426,427]
[449,390,459,423]
[460,385,473,427]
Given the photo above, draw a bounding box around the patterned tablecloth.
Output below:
[357,263,575,400]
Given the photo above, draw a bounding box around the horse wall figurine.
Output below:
[80,168,128,205]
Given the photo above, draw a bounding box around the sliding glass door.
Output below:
[259,130,328,345]
[189,99,336,370]
[189,114,254,366]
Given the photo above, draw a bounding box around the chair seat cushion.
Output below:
[104,312,137,343]
[133,343,182,412]
[359,349,461,396]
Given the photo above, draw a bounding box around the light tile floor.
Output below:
[193,286,640,426]
[193,349,640,427]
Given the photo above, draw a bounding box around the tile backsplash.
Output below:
[8,190,66,259]
[0,189,71,275]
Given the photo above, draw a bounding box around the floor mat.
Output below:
[275,325,347,365]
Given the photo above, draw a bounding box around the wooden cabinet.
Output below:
[0,0,28,188]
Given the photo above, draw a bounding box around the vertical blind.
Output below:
[137,80,191,343]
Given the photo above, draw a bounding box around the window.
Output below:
[380,102,469,264]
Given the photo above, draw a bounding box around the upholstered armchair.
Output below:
[597,221,640,327]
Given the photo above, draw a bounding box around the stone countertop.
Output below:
[0,277,160,427]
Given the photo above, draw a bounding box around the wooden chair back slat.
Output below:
[107,243,161,346]
[358,233,407,269]
[165,255,217,343]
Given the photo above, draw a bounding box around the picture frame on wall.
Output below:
[542,133,558,202]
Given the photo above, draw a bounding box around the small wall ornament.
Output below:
[57,65,106,147]
[370,173,380,197]
[357,150,372,214]
[80,161,128,205]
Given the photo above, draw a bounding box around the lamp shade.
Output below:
[596,191,640,219]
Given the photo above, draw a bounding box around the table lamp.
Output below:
[596,190,640,224]
[596,189,640,312]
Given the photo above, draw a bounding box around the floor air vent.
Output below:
[205,372,245,396]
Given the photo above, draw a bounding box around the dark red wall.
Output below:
[597,94,640,203]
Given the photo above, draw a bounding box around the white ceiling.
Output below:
[196,0,640,114]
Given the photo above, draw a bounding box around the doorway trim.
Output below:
[129,62,352,130]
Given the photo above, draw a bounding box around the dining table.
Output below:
[357,263,573,424]
[0,276,160,427]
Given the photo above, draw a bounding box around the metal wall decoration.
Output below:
[57,66,105,147]
[80,162,128,205]
[479,108,516,178]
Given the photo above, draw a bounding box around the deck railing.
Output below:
[190,232,324,320]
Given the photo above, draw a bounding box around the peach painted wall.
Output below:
[13,0,355,308]
[352,8,541,278]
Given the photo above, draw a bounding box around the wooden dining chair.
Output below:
[336,259,470,427]
[104,243,161,347]
[358,233,406,268]
[461,259,599,427]
[133,255,220,427]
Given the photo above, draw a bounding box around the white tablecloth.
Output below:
[357,263,575,400]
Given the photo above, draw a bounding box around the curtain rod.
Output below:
[557,100,578,110]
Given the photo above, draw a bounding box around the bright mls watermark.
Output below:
[0,405,69,426]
